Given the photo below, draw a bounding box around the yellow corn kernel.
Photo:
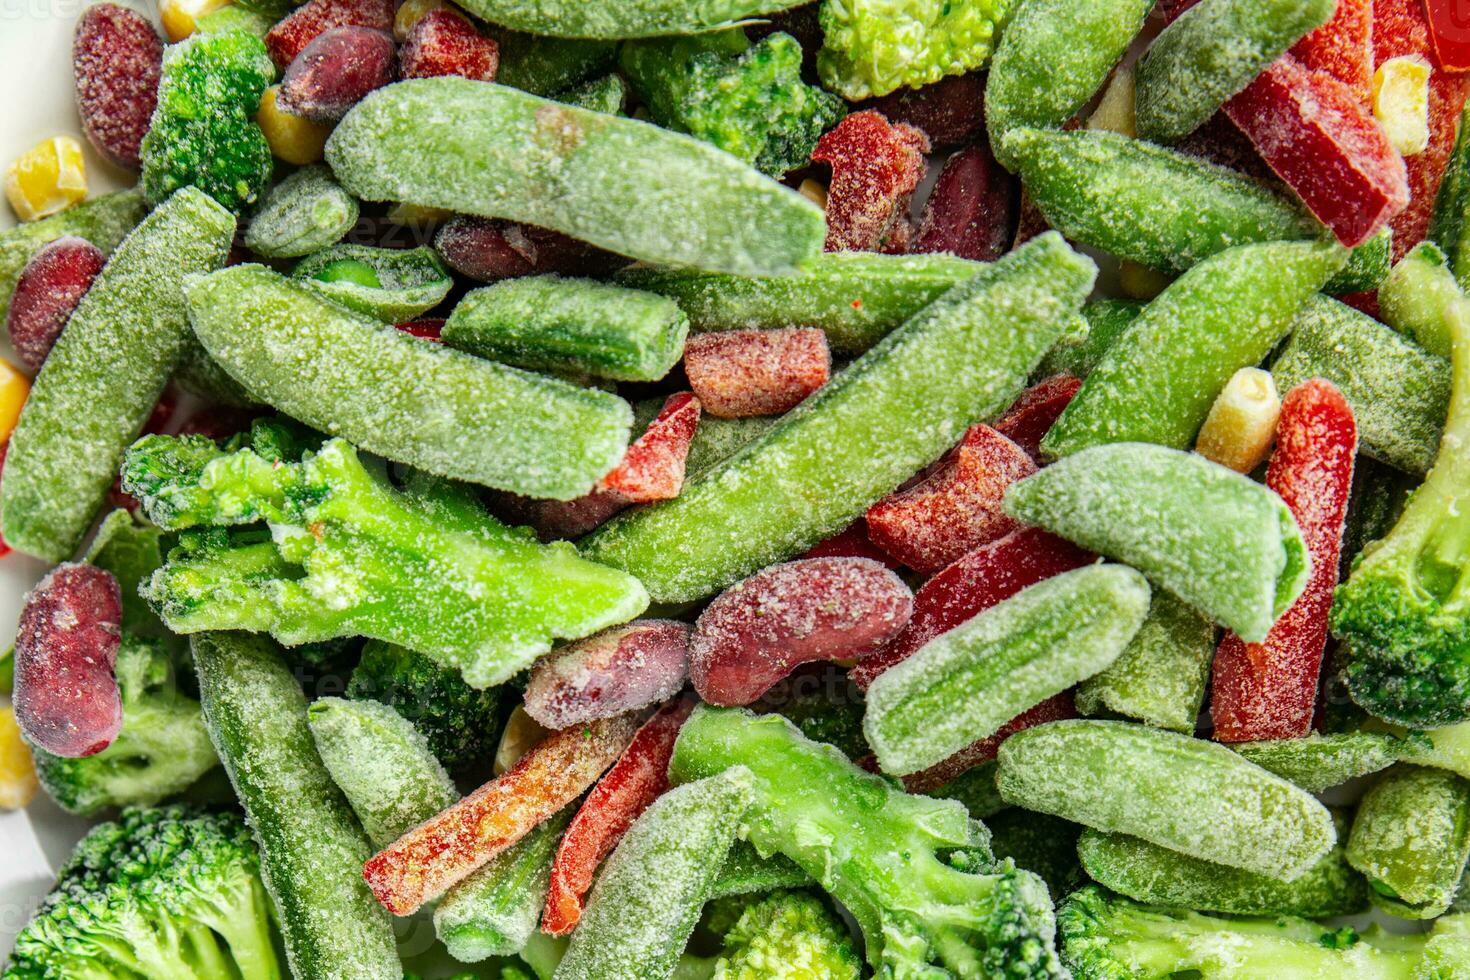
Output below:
[1195,367,1282,474]
[395,0,448,40]
[160,0,232,41]
[1088,64,1137,139]
[0,360,30,444]
[0,707,38,811]
[798,178,829,210]
[5,136,87,223]
[493,706,550,774]
[257,86,333,166]
[1374,55,1432,157]
[1117,260,1170,300]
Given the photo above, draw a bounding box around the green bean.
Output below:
[293,244,451,323]
[1430,99,1470,288]
[327,78,825,276]
[0,190,146,319]
[1231,731,1432,794]
[683,414,776,480]
[445,0,804,39]
[244,165,359,259]
[1379,241,1461,359]
[581,232,1096,603]
[191,633,400,979]
[1347,765,1470,919]
[1,188,235,561]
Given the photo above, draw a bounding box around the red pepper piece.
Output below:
[912,144,1019,262]
[991,374,1082,462]
[395,318,444,342]
[597,393,701,503]
[802,520,901,569]
[1211,380,1358,742]
[524,620,691,730]
[1425,0,1470,72]
[865,424,1037,576]
[900,693,1077,793]
[265,0,394,69]
[684,329,830,418]
[812,110,931,252]
[1292,0,1374,100]
[399,8,499,82]
[542,698,694,935]
[866,71,988,151]
[1225,54,1409,247]
[363,712,639,916]
[851,526,1095,689]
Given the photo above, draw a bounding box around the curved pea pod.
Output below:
[443,274,689,382]
[1232,731,1433,793]
[244,165,360,259]
[183,264,634,500]
[582,232,1097,604]
[553,767,754,980]
[1347,765,1470,919]
[1076,809,1367,917]
[996,719,1336,881]
[985,0,1154,170]
[1,188,235,562]
[0,189,146,320]
[293,244,452,323]
[327,78,825,276]
[1075,591,1217,733]
[1005,443,1309,643]
[1040,240,1345,460]
[191,632,400,979]
[447,0,799,39]
[863,565,1151,776]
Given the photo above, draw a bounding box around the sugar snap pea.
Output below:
[293,244,452,323]
[1347,765,1470,919]
[244,165,359,260]
[0,190,146,319]
[1036,299,1142,380]
[446,0,804,39]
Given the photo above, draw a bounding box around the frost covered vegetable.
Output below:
[702,890,860,980]
[0,189,145,321]
[140,30,275,212]
[243,165,359,259]
[1232,731,1431,794]
[292,244,453,324]
[1346,765,1470,919]
[444,0,804,39]
[123,434,647,688]
[621,30,842,179]
[816,0,1015,100]
[1380,241,1461,360]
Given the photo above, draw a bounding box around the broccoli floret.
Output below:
[1058,886,1450,979]
[706,890,860,980]
[670,705,1064,979]
[4,805,281,979]
[816,0,1015,100]
[30,634,218,816]
[140,30,275,211]
[120,434,648,688]
[621,30,845,178]
[1331,299,1470,726]
[346,640,504,774]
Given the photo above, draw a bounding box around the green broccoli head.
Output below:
[346,640,504,774]
[5,805,280,980]
[817,0,1015,99]
[706,890,859,980]
[30,634,219,816]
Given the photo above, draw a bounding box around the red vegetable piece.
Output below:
[1154,0,1201,24]
[523,620,692,730]
[690,557,913,706]
[363,713,639,916]
[542,698,694,935]
[1211,380,1357,743]
[1291,0,1374,100]
[684,328,830,418]
[913,144,1019,262]
[72,4,162,170]
[265,0,394,69]
[866,71,989,151]
[0,444,10,557]
[991,374,1083,462]
[597,392,701,503]
[6,236,106,372]
[1425,0,1470,72]
[277,26,397,124]
[1011,191,1052,250]
[395,318,444,342]
[13,564,123,758]
[812,110,931,252]
[399,8,499,82]
[802,520,901,569]
[433,216,621,281]
[865,423,1037,576]
[488,488,631,542]
[900,693,1077,793]
[851,526,1095,689]
[1224,54,1410,247]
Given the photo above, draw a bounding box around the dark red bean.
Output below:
[866,71,988,151]
[73,4,162,170]
[523,620,692,729]
[265,0,395,69]
[913,144,1019,262]
[5,237,106,372]
[278,26,397,124]
[433,215,623,282]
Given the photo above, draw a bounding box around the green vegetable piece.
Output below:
[306,697,459,848]
[1036,299,1142,380]
[705,889,860,979]
[1232,731,1433,793]
[195,4,275,36]
[0,646,12,696]
[583,232,1096,603]
[443,274,690,382]
[191,632,400,979]
[125,435,649,687]
[621,30,844,178]
[996,719,1336,881]
[1339,227,1395,295]
[619,251,983,356]
[494,31,617,94]
[1075,591,1217,732]
[864,565,1151,775]
[0,189,145,319]
[1076,810,1368,918]
[1380,241,1461,359]
[435,808,574,962]
[184,264,635,500]
[0,187,235,562]
[1347,765,1470,919]
[446,0,803,38]
[140,30,275,212]
[683,414,777,480]
[1005,443,1309,643]
[1432,99,1470,287]
[1371,720,1470,780]
[1272,294,1448,475]
[709,840,814,900]
[987,810,1085,901]
[85,508,171,637]
[327,78,825,276]
[929,758,1008,820]
[1041,240,1344,459]
[555,768,755,980]
[816,0,1015,100]
[1342,457,1416,574]
[986,0,1153,170]
[556,74,627,115]
[292,244,450,323]
[244,165,359,259]
[1135,0,1335,143]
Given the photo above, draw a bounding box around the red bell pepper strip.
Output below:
[1291,0,1374,100]
[597,392,701,503]
[1211,379,1358,742]
[900,693,1077,793]
[542,698,694,935]
[1425,0,1470,73]
[992,374,1082,462]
